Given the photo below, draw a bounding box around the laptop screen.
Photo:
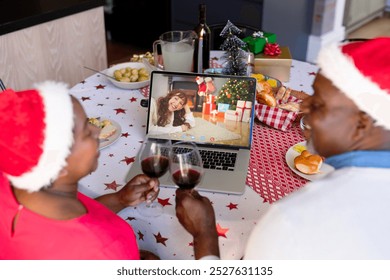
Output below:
[146,71,256,149]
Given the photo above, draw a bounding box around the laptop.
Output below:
[127,71,256,195]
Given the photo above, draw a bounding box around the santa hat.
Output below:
[0,81,74,192]
[317,37,390,130]
[196,76,204,84]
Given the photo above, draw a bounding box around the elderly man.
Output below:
[175,37,390,259]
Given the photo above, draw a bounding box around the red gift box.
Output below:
[202,102,216,115]
[203,95,216,115]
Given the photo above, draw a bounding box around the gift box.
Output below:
[253,46,292,82]
[202,102,216,115]
[236,100,252,123]
[243,32,276,54]
[217,103,230,113]
[224,109,241,121]
[203,95,216,115]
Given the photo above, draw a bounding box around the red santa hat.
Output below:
[316,37,390,130]
[0,81,74,192]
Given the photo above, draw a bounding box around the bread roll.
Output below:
[294,150,323,175]
[256,82,277,107]
[275,86,286,101]
[278,102,300,112]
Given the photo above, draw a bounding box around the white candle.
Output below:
[198,37,203,73]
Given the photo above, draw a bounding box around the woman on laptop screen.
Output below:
[148,89,196,135]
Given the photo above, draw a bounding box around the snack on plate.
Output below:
[294,150,323,175]
[88,118,117,139]
[113,67,149,83]
[100,123,117,139]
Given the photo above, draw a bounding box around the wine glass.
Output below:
[169,141,204,191]
[137,137,171,217]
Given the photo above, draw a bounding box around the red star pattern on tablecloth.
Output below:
[157,198,172,207]
[308,71,316,76]
[95,84,106,90]
[109,153,114,157]
[114,108,126,114]
[120,156,135,165]
[81,97,90,101]
[227,203,238,210]
[216,223,229,238]
[129,97,137,102]
[154,232,168,246]
[104,180,122,191]
[97,103,104,106]
[137,230,144,241]
[121,132,130,138]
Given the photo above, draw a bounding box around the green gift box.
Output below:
[243,32,276,54]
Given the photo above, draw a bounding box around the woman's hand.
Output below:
[95,174,159,213]
[181,123,191,132]
[184,104,192,114]
[118,174,160,207]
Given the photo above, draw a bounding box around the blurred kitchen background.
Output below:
[105,0,390,65]
[1,0,389,90]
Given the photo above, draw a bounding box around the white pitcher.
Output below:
[153,31,197,72]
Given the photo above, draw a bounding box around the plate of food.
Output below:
[285,141,335,181]
[88,118,122,149]
[105,62,150,90]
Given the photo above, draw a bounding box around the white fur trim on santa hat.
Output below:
[196,76,204,84]
[317,43,390,130]
[7,81,74,192]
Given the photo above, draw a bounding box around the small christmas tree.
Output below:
[220,20,248,76]
[216,78,255,110]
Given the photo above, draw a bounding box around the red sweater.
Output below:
[0,173,139,260]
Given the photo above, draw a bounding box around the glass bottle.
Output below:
[193,4,211,73]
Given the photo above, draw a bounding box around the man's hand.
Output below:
[175,189,220,259]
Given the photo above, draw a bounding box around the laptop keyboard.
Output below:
[200,150,237,171]
[172,147,237,171]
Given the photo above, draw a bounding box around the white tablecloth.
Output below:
[70,58,317,260]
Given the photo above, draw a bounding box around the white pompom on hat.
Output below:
[0,81,74,192]
[317,37,390,130]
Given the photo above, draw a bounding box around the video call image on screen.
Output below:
[147,72,256,148]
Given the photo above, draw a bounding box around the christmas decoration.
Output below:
[196,76,206,96]
[205,77,216,94]
[219,20,248,76]
[264,43,282,56]
[216,78,255,110]
[243,31,277,54]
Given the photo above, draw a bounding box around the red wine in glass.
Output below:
[141,155,169,178]
[172,169,202,190]
[169,141,204,191]
[137,137,171,217]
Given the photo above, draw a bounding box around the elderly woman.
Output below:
[0,82,159,259]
